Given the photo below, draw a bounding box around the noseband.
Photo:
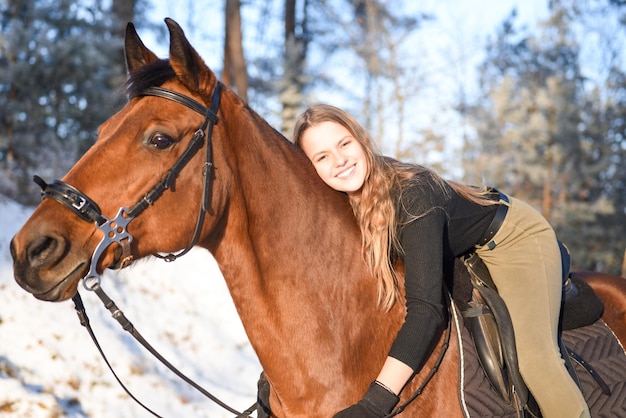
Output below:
[34,82,222,289]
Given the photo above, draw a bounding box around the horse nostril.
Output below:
[27,235,60,268]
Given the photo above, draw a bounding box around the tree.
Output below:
[223,0,248,102]
[300,0,430,155]
[111,0,139,84]
[0,0,136,205]
[279,0,308,136]
[573,0,626,274]
[466,2,625,274]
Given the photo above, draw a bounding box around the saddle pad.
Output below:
[458,317,626,417]
[562,321,626,417]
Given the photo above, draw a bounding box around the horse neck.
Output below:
[211,96,370,308]
[213,97,361,279]
[205,95,404,409]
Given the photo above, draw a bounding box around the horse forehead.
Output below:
[98,95,202,137]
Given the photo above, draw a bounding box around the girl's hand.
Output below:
[333,381,399,418]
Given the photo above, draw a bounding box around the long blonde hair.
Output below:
[293,104,494,310]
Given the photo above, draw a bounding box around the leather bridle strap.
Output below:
[34,176,106,225]
[71,292,163,417]
[130,84,222,262]
[35,81,256,416]
[68,82,256,418]
[34,83,223,277]
[72,287,257,417]
[383,290,453,417]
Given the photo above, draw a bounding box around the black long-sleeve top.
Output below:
[388,177,500,371]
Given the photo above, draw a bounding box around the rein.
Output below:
[384,293,453,417]
[72,286,256,417]
[34,82,256,417]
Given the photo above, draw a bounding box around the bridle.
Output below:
[33,82,257,417]
[35,82,222,287]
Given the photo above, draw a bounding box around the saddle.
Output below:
[459,241,606,417]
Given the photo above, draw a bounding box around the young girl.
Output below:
[293,104,589,418]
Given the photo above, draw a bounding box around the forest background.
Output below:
[1,0,625,276]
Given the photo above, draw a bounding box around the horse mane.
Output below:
[124,59,176,98]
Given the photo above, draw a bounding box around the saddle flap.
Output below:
[464,293,510,402]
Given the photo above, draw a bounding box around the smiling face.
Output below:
[299,121,369,196]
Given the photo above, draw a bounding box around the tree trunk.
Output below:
[280,0,307,137]
[112,0,135,25]
[111,0,136,82]
[223,0,249,102]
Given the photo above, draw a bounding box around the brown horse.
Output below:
[9,18,626,417]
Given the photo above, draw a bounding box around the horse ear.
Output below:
[124,22,159,73]
[165,18,215,93]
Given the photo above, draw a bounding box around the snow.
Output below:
[0,194,262,417]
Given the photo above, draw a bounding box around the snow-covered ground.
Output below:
[0,194,262,417]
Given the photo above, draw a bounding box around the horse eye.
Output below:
[148,133,174,150]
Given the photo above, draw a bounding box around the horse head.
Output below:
[10,19,239,301]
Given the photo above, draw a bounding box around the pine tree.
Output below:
[467,3,624,274]
[0,0,130,204]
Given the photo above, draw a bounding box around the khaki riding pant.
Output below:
[475,196,590,418]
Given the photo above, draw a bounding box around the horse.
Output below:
[9,18,626,417]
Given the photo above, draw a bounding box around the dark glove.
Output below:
[333,381,399,418]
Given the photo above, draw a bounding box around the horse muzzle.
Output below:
[10,233,86,302]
